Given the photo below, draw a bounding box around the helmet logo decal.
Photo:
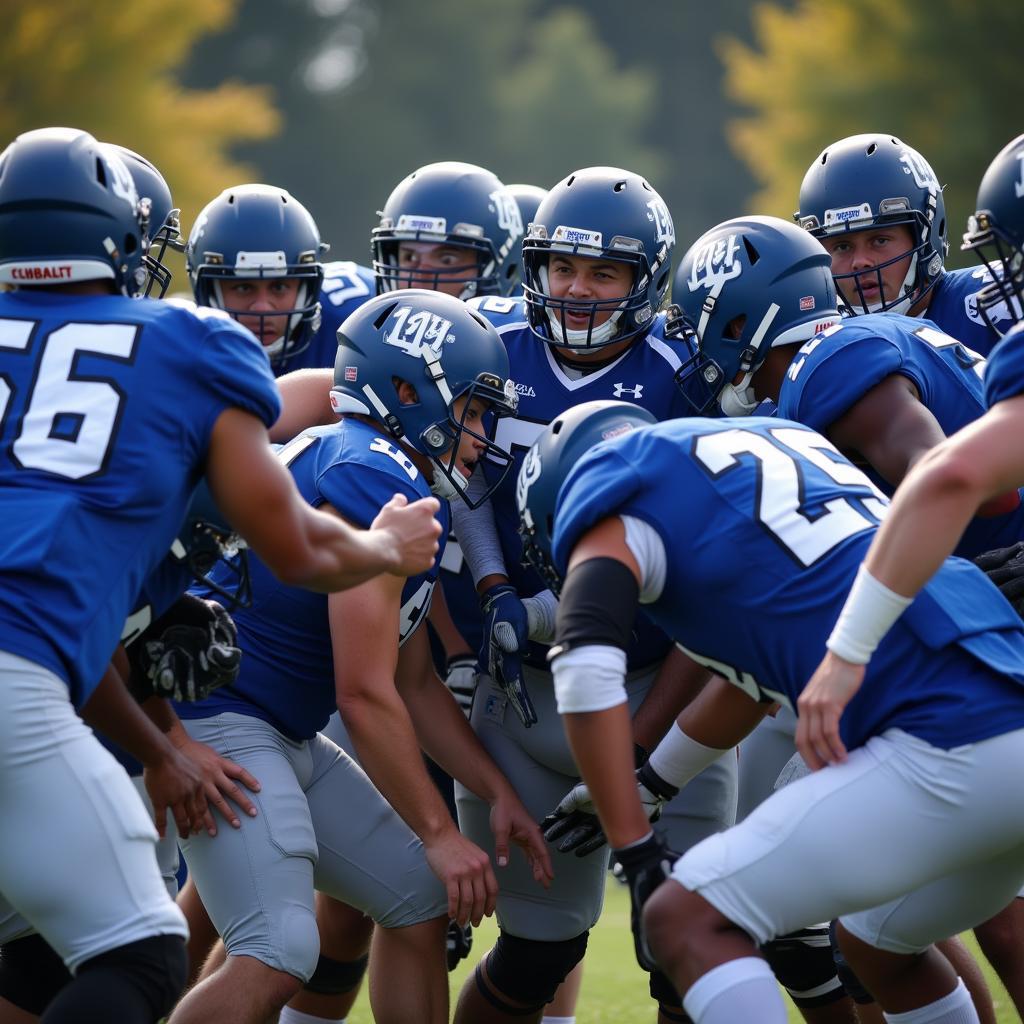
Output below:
[899,149,939,192]
[823,203,872,228]
[384,305,455,358]
[552,225,603,247]
[516,445,543,524]
[686,233,743,293]
[646,198,675,247]
[396,214,447,234]
[490,189,524,236]
[105,151,139,211]
[1015,151,1024,199]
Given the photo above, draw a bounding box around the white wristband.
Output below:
[648,724,726,790]
[826,565,913,665]
[550,644,628,714]
[522,589,558,645]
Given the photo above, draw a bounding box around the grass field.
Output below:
[343,877,1019,1023]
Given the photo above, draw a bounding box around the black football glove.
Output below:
[614,831,678,972]
[129,596,241,703]
[974,542,1024,616]
[539,760,679,858]
[445,919,473,972]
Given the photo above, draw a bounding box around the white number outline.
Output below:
[913,325,985,381]
[321,262,372,308]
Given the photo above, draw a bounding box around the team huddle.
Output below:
[0,124,1023,1024]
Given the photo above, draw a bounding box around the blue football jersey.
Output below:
[924,266,1014,357]
[984,323,1024,408]
[177,417,447,741]
[778,312,1024,556]
[0,291,280,706]
[551,417,1024,751]
[272,260,375,375]
[470,295,696,669]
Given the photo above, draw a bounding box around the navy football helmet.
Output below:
[507,183,548,232]
[517,400,657,594]
[522,166,675,350]
[178,478,251,610]
[186,184,327,367]
[962,133,1024,334]
[331,290,518,507]
[796,134,947,316]
[372,162,523,299]
[0,127,150,295]
[107,144,181,298]
[672,216,839,416]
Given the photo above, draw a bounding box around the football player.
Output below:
[804,133,1024,1020]
[0,126,440,1024]
[187,183,375,375]
[795,133,1014,355]
[449,166,735,1024]
[517,399,1024,1024]
[166,291,551,1024]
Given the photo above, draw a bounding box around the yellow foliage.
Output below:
[0,0,280,232]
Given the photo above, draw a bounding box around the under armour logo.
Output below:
[612,383,644,399]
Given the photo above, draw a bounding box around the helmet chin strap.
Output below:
[718,373,760,417]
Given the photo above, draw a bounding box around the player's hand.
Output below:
[489,789,554,887]
[143,745,208,840]
[614,832,678,971]
[372,493,442,577]
[423,827,498,928]
[444,654,478,717]
[797,651,865,770]
[974,542,1024,616]
[540,763,678,857]
[479,584,537,727]
[168,732,261,835]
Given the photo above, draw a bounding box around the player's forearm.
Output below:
[399,667,510,804]
[449,477,508,585]
[675,675,769,750]
[82,662,177,768]
[427,587,472,658]
[630,646,712,755]
[337,683,453,842]
[563,705,651,849]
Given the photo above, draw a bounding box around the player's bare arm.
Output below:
[268,366,335,442]
[207,406,441,590]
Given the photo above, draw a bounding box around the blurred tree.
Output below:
[181,0,663,261]
[0,0,279,252]
[720,0,1024,266]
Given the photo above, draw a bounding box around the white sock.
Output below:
[278,1008,346,1024]
[883,979,979,1024]
[683,957,786,1024]
[540,1017,576,1024]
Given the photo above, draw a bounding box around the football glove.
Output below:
[480,583,537,727]
[130,597,241,703]
[539,761,679,858]
[446,919,473,972]
[974,541,1024,616]
[615,831,678,972]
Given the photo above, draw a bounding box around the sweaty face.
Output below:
[821,224,916,312]
[217,277,304,347]
[396,241,479,297]
[545,253,633,330]
[443,394,489,482]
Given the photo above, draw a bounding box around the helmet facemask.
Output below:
[962,212,1024,335]
[372,227,499,300]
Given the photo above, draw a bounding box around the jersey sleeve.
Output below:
[780,331,904,432]
[984,326,1024,408]
[315,440,430,530]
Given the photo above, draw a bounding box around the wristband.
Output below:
[522,588,557,644]
[647,724,725,791]
[826,564,912,665]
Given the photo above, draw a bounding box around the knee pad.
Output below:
[829,919,875,1005]
[480,930,589,1012]
[0,933,72,1014]
[304,952,368,995]
[761,925,847,1009]
[78,933,188,1021]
